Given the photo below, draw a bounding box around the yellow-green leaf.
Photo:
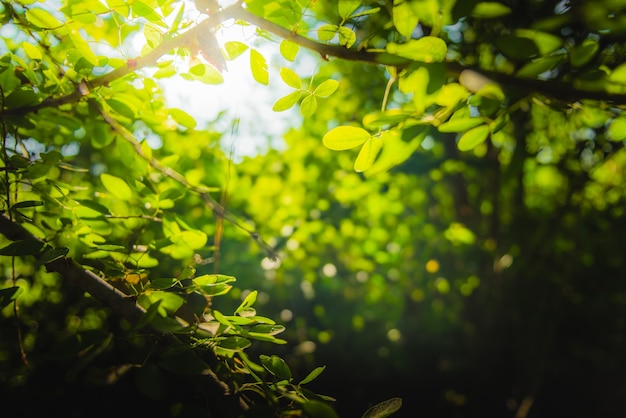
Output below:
[472,2,512,18]
[314,79,339,97]
[280,67,301,89]
[280,40,299,61]
[224,41,248,60]
[354,136,383,172]
[323,126,371,150]
[393,0,419,37]
[25,8,63,29]
[386,37,447,63]
[272,91,301,112]
[338,26,356,48]
[318,24,338,42]
[438,117,485,133]
[250,49,268,85]
[300,94,317,117]
[22,42,42,60]
[101,173,133,200]
[457,125,490,151]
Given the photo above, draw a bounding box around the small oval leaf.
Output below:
[323,126,371,150]
[354,136,383,172]
[457,124,490,151]
[101,173,133,201]
[314,79,339,98]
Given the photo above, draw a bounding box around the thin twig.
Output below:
[92,100,278,261]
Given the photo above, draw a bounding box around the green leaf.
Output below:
[393,0,419,37]
[251,324,286,335]
[438,117,485,133]
[25,8,63,29]
[338,26,356,48]
[101,173,133,201]
[303,400,340,418]
[318,24,338,42]
[457,124,490,151]
[22,42,42,60]
[314,79,339,98]
[132,0,166,27]
[338,0,361,19]
[0,286,23,308]
[609,63,626,85]
[323,126,371,150]
[364,129,427,177]
[515,29,563,55]
[569,39,599,68]
[280,67,302,89]
[354,136,383,172]
[386,37,448,63]
[300,365,326,385]
[224,41,248,60]
[273,91,301,111]
[300,94,317,117]
[235,290,258,314]
[0,240,46,256]
[495,35,539,61]
[186,63,224,84]
[76,199,112,215]
[168,108,197,129]
[362,397,403,418]
[250,49,268,85]
[12,200,44,210]
[260,354,292,380]
[220,336,252,350]
[280,40,299,61]
[516,55,565,78]
[607,117,626,141]
[38,247,69,264]
[471,2,512,18]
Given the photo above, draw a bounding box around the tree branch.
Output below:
[0,213,146,326]
[3,3,241,117]
[232,7,626,105]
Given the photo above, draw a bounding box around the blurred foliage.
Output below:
[1,0,626,417]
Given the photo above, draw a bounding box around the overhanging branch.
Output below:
[0,213,146,326]
[231,7,626,106]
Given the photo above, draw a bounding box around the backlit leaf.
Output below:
[300,365,326,385]
[224,41,248,60]
[250,49,268,85]
[338,0,361,19]
[101,173,133,201]
[362,397,403,418]
[260,354,292,380]
[338,27,356,48]
[323,126,371,150]
[570,39,599,68]
[273,91,301,111]
[314,79,339,97]
[354,136,383,172]
[280,67,301,89]
[386,37,447,62]
[25,8,63,29]
[471,2,512,18]
[300,94,317,117]
[438,117,485,133]
[457,124,490,151]
[393,0,419,37]
[318,24,338,42]
[280,40,299,61]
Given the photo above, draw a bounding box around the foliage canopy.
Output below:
[2,0,626,417]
